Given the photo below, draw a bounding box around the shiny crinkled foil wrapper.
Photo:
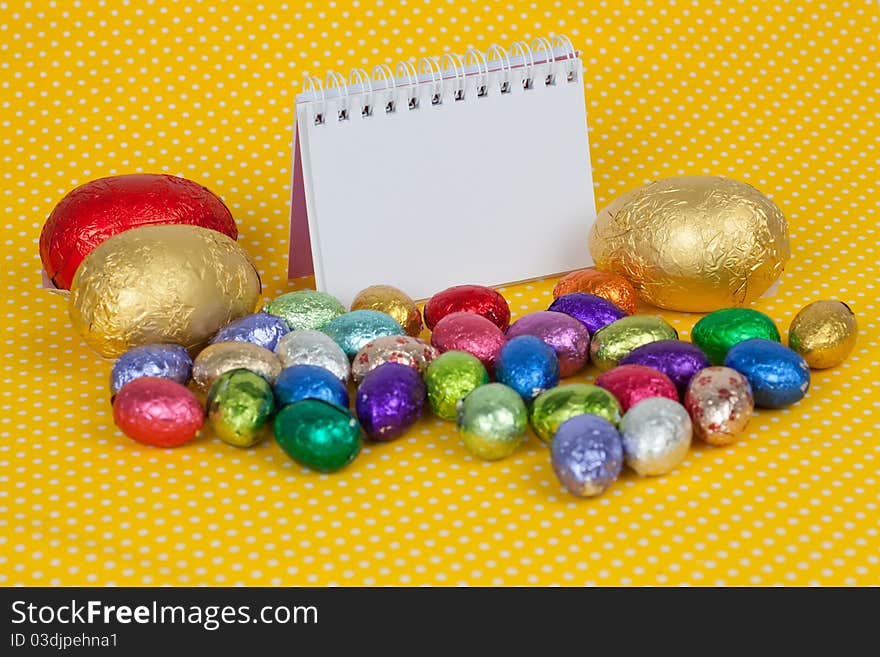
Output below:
[589,176,790,312]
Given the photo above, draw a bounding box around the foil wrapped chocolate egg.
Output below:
[113,377,204,448]
[350,285,423,337]
[274,364,350,408]
[351,335,439,385]
[211,312,290,351]
[321,310,405,359]
[263,290,346,331]
[355,362,426,441]
[590,315,678,372]
[274,330,350,383]
[430,311,507,372]
[619,397,692,476]
[619,340,711,397]
[589,176,790,312]
[789,300,858,369]
[206,369,275,448]
[691,308,781,365]
[40,173,238,290]
[551,414,623,498]
[192,341,282,394]
[506,311,590,378]
[423,285,511,331]
[548,293,628,336]
[552,268,638,315]
[110,343,193,397]
[530,383,622,444]
[456,383,528,460]
[424,350,490,421]
[724,339,810,408]
[69,224,261,358]
[494,335,560,402]
[684,366,754,446]
[273,400,361,473]
[595,364,679,412]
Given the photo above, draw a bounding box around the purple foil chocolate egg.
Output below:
[619,340,711,397]
[355,362,426,441]
[547,293,627,336]
[506,311,590,378]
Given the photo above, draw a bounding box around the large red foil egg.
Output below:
[40,173,238,289]
[112,377,204,448]
[424,285,511,331]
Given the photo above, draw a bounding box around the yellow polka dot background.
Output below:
[2,0,878,586]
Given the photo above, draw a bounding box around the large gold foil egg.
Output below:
[588,176,790,312]
[70,224,261,358]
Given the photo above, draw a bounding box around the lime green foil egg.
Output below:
[457,383,528,460]
[263,290,346,331]
[530,383,622,444]
[590,315,679,372]
[274,400,362,473]
[206,369,275,448]
[692,307,780,365]
[424,350,490,421]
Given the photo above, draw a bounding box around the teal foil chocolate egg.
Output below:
[530,383,622,444]
[691,307,780,365]
[456,383,528,460]
[321,310,405,359]
[206,369,275,448]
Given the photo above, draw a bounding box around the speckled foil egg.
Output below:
[620,397,692,476]
[691,308,781,365]
[494,335,560,402]
[211,312,290,351]
[684,366,754,446]
[110,343,193,397]
[590,315,679,372]
[274,330,350,383]
[589,176,790,312]
[530,383,622,444]
[263,290,346,331]
[456,383,528,460]
[789,300,858,369]
[595,364,679,412]
[69,224,261,358]
[506,311,590,378]
[619,340,711,397]
[351,335,439,385]
[206,369,275,448]
[548,293,628,336]
[724,339,810,408]
[551,414,623,498]
[321,310,405,359]
[355,362,426,441]
[430,311,507,372]
[552,268,638,315]
[350,285,423,337]
[113,377,204,448]
[424,350,490,421]
[274,364,350,408]
[423,284,511,331]
[192,341,282,394]
[273,400,361,472]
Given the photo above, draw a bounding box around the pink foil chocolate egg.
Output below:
[506,311,590,378]
[430,311,507,372]
[424,285,511,331]
[596,364,679,412]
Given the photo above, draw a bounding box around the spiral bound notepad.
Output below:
[289,35,595,306]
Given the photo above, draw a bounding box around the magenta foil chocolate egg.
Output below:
[351,335,439,385]
[595,364,679,412]
[430,311,507,373]
[505,311,590,378]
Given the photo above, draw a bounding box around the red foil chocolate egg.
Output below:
[430,311,507,372]
[595,364,679,412]
[40,173,239,289]
[112,377,205,448]
[424,285,511,331]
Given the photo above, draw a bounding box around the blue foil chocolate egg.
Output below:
[548,292,627,336]
[321,310,405,359]
[355,362,426,441]
[724,338,810,408]
[494,335,560,402]
[274,364,350,408]
[550,414,624,498]
[211,312,290,351]
[110,343,193,396]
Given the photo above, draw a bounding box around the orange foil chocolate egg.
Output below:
[552,269,638,315]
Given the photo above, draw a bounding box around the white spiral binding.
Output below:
[301,34,579,123]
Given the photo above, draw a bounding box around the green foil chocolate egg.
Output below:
[456,383,528,460]
[273,399,361,473]
[590,315,679,372]
[530,383,622,444]
[263,290,346,331]
[206,369,275,448]
[424,350,490,421]
[691,307,780,365]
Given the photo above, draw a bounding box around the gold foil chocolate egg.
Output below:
[350,285,423,337]
[788,300,858,369]
[70,224,261,358]
[192,341,283,394]
[589,176,790,312]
